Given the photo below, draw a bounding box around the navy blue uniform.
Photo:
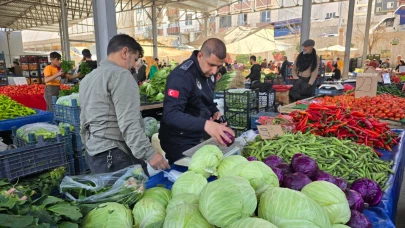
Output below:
[159,51,219,163]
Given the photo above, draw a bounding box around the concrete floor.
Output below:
[396,174,405,227]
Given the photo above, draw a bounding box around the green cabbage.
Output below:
[228,161,279,197]
[142,187,171,208]
[132,198,166,228]
[163,204,213,228]
[143,117,158,138]
[188,145,223,178]
[228,217,278,228]
[199,176,257,227]
[217,155,248,178]
[81,202,133,228]
[258,188,331,228]
[171,171,207,197]
[166,193,199,212]
[301,181,351,224]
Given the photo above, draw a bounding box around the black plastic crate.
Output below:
[52,96,81,126]
[225,109,258,129]
[224,89,259,110]
[11,126,73,156]
[74,153,90,175]
[0,136,67,181]
[259,90,276,112]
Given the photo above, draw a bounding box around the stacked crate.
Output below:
[224,89,259,137]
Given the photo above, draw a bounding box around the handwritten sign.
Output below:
[258,125,284,140]
[382,73,391,84]
[355,73,378,98]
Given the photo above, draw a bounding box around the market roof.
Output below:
[0,0,236,31]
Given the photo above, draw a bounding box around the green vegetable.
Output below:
[199,176,257,227]
[301,181,351,224]
[0,95,36,120]
[163,204,213,228]
[217,155,248,178]
[188,145,223,178]
[227,161,279,198]
[142,187,171,208]
[171,171,207,197]
[132,198,166,228]
[243,132,393,188]
[81,202,133,228]
[139,67,171,102]
[166,193,199,211]
[258,187,331,228]
[61,60,74,73]
[228,217,278,228]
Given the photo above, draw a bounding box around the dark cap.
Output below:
[302,39,315,47]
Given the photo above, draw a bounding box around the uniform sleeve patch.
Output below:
[180,60,193,70]
[168,89,180,98]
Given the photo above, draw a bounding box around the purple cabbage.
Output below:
[351,178,383,206]
[277,163,292,175]
[345,190,365,212]
[247,156,258,161]
[282,172,312,191]
[271,167,284,185]
[221,131,235,147]
[346,210,372,228]
[315,170,337,184]
[335,177,350,192]
[291,155,319,179]
[263,155,284,169]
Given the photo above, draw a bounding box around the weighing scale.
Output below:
[317,81,344,96]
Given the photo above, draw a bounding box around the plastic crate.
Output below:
[224,89,259,111]
[214,91,224,99]
[52,96,81,126]
[0,135,67,181]
[11,126,73,156]
[258,90,276,112]
[225,108,258,129]
[74,154,90,175]
[250,112,280,130]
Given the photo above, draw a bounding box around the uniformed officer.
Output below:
[159,38,235,164]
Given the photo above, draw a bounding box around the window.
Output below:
[238,14,247,26]
[376,7,382,12]
[220,15,232,28]
[186,14,192,25]
[387,2,394,9]
[261,11,271,22]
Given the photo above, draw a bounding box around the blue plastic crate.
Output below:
[52,96,81,127]
[0,109,54,132]
[250,112,279,130]
[74,154,90,175]
[0,135,67,181]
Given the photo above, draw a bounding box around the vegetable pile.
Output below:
[290,103,399,150]
[0,95,36,120]
[316,93,405,121]
[242,132,393,188]
[139,67,171,102]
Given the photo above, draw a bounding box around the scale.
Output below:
[317,81,344,96]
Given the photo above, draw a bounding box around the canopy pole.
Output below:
[92,0,117,61]
[152,0,158,59]
[362,0,373,65]
[300,1,312,51]
[342,0,355,79]
[60,0,70,60]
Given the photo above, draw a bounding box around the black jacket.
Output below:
[159,50,218,146]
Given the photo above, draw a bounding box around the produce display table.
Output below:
[364,130,405,228]
[9,94,46,111]
[0,109,53,131]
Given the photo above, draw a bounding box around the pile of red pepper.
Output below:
[289,103,399,155]
[0,84,71,96]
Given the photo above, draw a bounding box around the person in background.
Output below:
[149,58,159,80]
[336,57,344,72]
[12,61,23,76]
[246,55,262,89]
[43,52,78,112]
[79,34,169,174]
[369,59,379,68]
[261,59,268,69]
[279,56,291,82]
[380,58,390,69]
[233,60,239,69]
[396,60,405,72]
[159,38,234,164]
[76,49,97,80]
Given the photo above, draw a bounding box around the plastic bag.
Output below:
[60,165,147,205]
[56,93,80,106]
[59,122,75,135]
[143,117,158,138]
[16,123,61,142]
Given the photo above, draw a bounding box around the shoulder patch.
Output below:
[180,60,193,71]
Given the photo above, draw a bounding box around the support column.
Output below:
[92,0,117,61]
[151,1,158,59]
[300,1,312,51]
[342,0,355,79]
[362,0,373,64]
[60,0,70,60]
[204,13,209,38]
[59,20,65,58]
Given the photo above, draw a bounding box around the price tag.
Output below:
[355,73,378,98]
[382,73,391,84]
[257,125,284,139]
[400,66,405,73]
